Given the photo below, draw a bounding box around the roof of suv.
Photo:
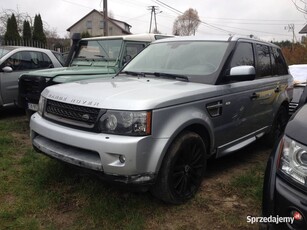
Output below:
[0,46,56,52]
[152,35,279,47]
[82,33,173,42]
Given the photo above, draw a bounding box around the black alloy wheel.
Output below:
[151,131,207,204]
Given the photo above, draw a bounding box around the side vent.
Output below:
[206,100,223,117]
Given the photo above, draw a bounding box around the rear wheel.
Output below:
[265,106,288,146]
[151,131,207,204]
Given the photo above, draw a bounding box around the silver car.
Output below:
[0,46,63,108]
[30,36,293,204]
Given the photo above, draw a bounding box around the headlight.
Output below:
[38,96,46,116]
[278,136,307,186]
[99,110,152,136]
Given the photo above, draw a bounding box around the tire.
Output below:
[151,131,207,204]
[265,106,288,147]
[25,109,35,121]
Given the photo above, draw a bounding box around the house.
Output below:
[299,25,307,42]
[299,24,307,34]
[67,9,132,37]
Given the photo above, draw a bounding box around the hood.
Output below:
[22,66,117,83]
[42,76,223,110]
[286,104,307,144]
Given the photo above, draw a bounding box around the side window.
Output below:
[256,44,272,77]
[125,43,146,59]
[4,51,32,71]
[40,52,53,68]
[229,42,255,68]
[3,52,22,71]
[272,47,288,75]
[86,20,92,29]
[4,51,54,71]
[23,52,53,70]
[122,43,146,64]
[29,51,40,69]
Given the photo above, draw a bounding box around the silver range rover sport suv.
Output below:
[30,36,293,204]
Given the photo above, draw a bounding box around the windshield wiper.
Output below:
[120,71,145,77]
[146,72,189,82]
[120,71,188,81]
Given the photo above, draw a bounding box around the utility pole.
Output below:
[285,24,297,46]
[103,0,108,36]
[148,6,159,33]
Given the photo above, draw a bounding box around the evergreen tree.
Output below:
[22,20,32,41]
[4,14,21,44]
[32,14,46,44]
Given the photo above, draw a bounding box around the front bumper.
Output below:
[272,176,307,229]
[30,113,168,185]
[263,174,307,230]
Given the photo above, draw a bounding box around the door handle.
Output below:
[250,93,259,100]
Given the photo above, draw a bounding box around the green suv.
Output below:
[18,34,169,116]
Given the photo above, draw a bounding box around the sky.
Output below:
[2,0,307,42]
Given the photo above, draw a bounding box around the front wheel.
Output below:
[25,109,35,121]
[151,131,207,204]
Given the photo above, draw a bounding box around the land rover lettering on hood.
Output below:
[30,36,293,204]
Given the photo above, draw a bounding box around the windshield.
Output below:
[123,41,228,76]
[71,39,123,67]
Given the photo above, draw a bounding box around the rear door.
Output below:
[250,44,288,128]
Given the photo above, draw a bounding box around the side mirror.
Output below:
[2,66,13,73]
[228,65,256,81]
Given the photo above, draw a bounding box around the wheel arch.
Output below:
[153,120,214,175]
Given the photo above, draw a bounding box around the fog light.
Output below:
[290,210,303,221]
[119,155,126,163]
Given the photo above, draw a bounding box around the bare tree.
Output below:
[0,8,32,35]
[172,8,200,36]
[291,0,307,14]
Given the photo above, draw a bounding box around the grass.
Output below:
[0,112,269,230]
[230,163,265,205]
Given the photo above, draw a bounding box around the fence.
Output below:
[1,39,71,53]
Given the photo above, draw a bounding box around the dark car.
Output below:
[262,104,307,229]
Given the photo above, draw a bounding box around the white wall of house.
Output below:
[68,11,125,37]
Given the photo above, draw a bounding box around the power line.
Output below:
[61,0,93,9]
[153,0,236,34]
[153,0,182,15]
[207,22,292,37]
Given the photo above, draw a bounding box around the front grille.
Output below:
[45,99,101,127]
[18,75,48,107]
[289,102,299,116]
[19,75,46,95]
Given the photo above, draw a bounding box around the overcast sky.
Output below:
[3,0,307,42]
